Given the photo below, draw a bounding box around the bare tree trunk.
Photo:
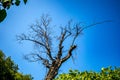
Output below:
[45,59,62,80]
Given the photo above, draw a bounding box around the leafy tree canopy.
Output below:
[0,50,33,80]
[0,0,27,23]
[55,66,120,80]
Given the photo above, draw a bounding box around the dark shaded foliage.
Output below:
[0,50,33,80]
[0,0,27,23]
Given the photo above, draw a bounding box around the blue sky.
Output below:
[0,0,120,80]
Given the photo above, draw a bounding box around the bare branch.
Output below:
[18,33,54,61]
[24,53,51,68]
[57,29,66,59]
[17,15,54,61]
[71,23,82,45]
[17,34,46,47]
[71,20,112,45]
[36,54,51,68]
[81,20,112,31]
[41,14,52,30]
[61,45,77,63]
[57,24,73,59]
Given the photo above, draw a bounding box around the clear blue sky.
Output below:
[0,0,120,80]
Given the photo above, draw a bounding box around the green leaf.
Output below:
[0,9,7,23]
[23,0,27,4]
[15,0,20,6]
[0,50,33,80]
[55,67,120,80]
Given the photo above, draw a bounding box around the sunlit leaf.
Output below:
[55,67,120,80]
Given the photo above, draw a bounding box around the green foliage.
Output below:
[0,9,7,23]
[0,0,28,23]
[55,66,120,80]
[15,0,20,6]
[0,50,33,80]
[23,0,27,4]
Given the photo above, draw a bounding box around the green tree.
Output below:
[0,0,27,23]
[55,66,120,80]
[0,50,33,80]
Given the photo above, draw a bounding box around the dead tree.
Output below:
[17,14,110,80]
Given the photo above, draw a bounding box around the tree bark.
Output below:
[45,45,76,80]
[45,59,62,80]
